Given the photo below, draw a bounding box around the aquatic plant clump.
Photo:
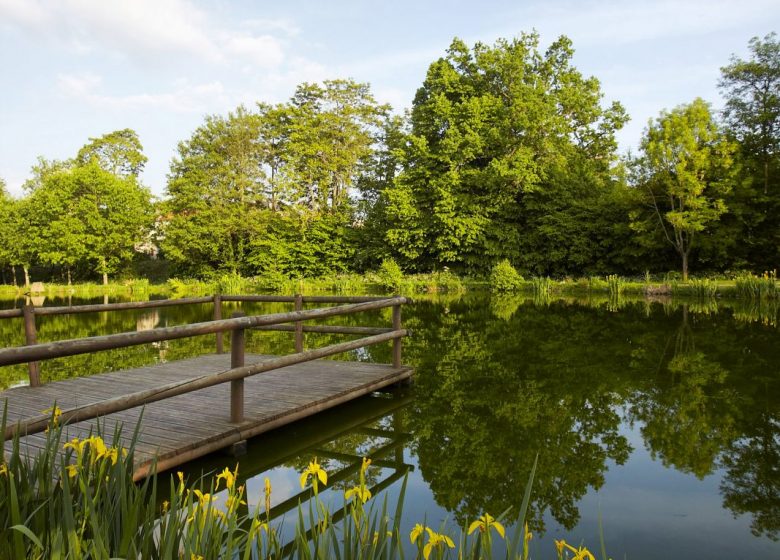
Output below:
[0,412,603,559]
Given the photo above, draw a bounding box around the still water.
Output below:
[1,293,779,559]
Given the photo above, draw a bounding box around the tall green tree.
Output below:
[632,99,737,280]
[720,33,780,195]
[718,33,780,270]
[287,80,389,211]
[76,128,148,179]
[380,34,628,274]
[19,132,152,285]
[163,108,267,276]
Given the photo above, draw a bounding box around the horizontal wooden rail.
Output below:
[254,325,392,335]
[0,294,398,320]
[0,297,407,367]
[4,328,408,439]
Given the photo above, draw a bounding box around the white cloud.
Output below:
[0,0,49,27]
[56,72,228,113]
[221,33,285,68]
[241,17,301,37]
[509,0,778,47]
[0,0,289,69]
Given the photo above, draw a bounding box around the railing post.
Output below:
[214,294,224,354]
[392,297,402,368]
[230,311,245,423]
[22,304,41,387]
[294,293,304,353]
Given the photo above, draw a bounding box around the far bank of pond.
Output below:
[1,291,779,559]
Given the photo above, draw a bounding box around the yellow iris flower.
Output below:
[216,465,238,490]
[345,485,372,504]
[467,513,505,539]
[410,525,455,560]
[299,458,328,489]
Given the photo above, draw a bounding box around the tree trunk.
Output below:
[11,265,17,288]
[67,268,72,286]
[682,252,689,282]
[23,266,30,289]
[102,272,108,286]
[764,159,769,195]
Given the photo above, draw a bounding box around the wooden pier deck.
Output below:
[2,354,413,479]
[0,294,413,479]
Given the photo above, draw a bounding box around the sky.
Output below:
[1,0,779,198]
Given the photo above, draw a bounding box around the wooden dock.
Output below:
[1,353,412,479]
[0,295,413,479]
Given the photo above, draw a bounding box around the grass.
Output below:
[0,410,604,560]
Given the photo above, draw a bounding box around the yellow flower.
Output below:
[558,540,595,560]
[361,457,372,473]
[410,523,425,544]
[42,406,62,430]
[191,555,203,560]
[162,500,169,513]
[467,513,505,539]
[299,458,328,489]
[422,528,455,560]
[192,489,215,506]
[216,465,237,490]
[226,494,247,510]
[264,477,272,516]
[177,471,185,494]
[66,464,79,478]
[0,463,8,477]
[345,485,372,504]
[410,525,454,559]
[64,437,88,456]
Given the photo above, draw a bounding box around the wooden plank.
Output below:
[1,353,413,480]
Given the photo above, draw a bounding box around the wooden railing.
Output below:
[0,295,410,439]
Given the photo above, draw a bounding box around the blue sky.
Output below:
[1,0,779,197]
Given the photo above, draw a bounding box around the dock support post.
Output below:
[230,311,245,423]
[392,297,402,368]
[22,305,41,387]
[294,294,304,353]
[214,294,224,354]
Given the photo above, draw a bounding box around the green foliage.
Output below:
[531,276,552,297]
[735,272,779,300]
[381,33,628,275]
[377,258,403,292]
[690,278,719,298]
[214,272,249,295]
[631,98,737,280]
[606,275,624,298]
[490,260,524,292]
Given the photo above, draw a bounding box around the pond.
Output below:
[1,293,779,559]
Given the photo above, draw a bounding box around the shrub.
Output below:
[490,260,524,292]
[377,258,404,292]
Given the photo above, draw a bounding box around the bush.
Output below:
[377,258,404,292]
[490,260,524,292]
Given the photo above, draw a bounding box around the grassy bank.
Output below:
[1,269,777,303]
[0,413,602,559]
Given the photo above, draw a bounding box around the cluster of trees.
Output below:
[1,32,778,284]
[0,130,153,285]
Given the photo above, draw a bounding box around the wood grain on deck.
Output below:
[1,354,413,479]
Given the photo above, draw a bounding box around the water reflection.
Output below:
[1,292,780,556]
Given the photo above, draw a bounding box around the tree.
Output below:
[162,108,267,276]
[720,33,780,195]
[76,129,148,179]
[380,34,628,274]
[632,99,737,280]
[287,80,388,211]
